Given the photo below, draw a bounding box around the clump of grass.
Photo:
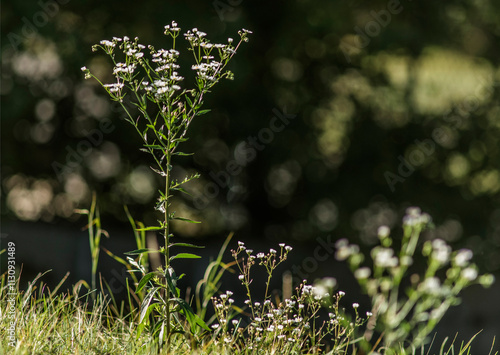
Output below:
[0,233,498,354]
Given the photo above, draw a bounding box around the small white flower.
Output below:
[377,225,390,239]
[285,246,293,252]
[454,249,473,267]
[366,311,373,317]
[420,277,440,294]
[269,249,277,255]
[238,275,245,281]
[354,267,371,279]
[338,291,345,297]
[352,303,359,309]
[279,243,285,247]
[257,252,265,259]
[462,267,478,281]
[80,66,87,71]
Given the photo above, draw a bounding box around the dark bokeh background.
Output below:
[1,0,500,351]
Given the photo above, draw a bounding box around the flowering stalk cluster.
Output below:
[208,243,369,354]
[82,21,250,351]
[335,207,495,351]
[232,242,292,317]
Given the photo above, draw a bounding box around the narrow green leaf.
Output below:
[136,272,158,293]
[170,253,202,261]
[165,268,180,297]
[102,247,129,267]
[139,287,158,324]
[186,95,193,108]
[143,144,165,150]
[196,109,211,116]
[172,217,201,224]
[168,243,204,249]
[172,151,194,156]
[136,226,164,232]
[173,297,211,332]
[124,248,160,255]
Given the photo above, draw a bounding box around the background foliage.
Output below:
[1,0,500,350]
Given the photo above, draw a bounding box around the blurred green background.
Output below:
[1,0,500,349]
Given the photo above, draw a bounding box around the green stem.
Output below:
[165,151,171,351]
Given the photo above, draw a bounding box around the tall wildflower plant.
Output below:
[335,207,495,353]
[82,21,251,349]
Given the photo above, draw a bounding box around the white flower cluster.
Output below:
[335,238,360,261]
[403,207,431,226]
[183,27,208,45]
[103,82,124,94]
[84,22,252,111]
[373,247,398,268]
[164,20,180,34]
[113,62,136,76]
